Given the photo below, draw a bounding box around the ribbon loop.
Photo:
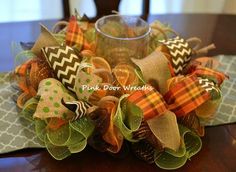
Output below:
[159,36,192,76]
[191,66,228,86]
[66,15,84,51]
[128,86,167,120]
[164,75,210,117]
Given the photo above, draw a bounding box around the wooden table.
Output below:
[0,14,236,172]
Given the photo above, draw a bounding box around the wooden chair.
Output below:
[62,0,150,20]
[62,0,70,19]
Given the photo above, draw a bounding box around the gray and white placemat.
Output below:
[0,73,44,154]
[204,55,236,125]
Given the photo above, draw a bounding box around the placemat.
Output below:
[0,73,44,154]
[0,55,235,154]
[204,55,236,125]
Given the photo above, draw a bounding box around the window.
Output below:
[0,0,63,23]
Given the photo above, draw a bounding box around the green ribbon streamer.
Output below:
[154,125,202,170]
[14,50,36,67]
[35,119,47,142]
[66,127,87,153]
[20,96,40,122]
[149,21,173,53]
[53,33,66,45]
[134,69,146,85]
[47,124,71,146]
[20,92,95,160]
[69,117,95,140]
[43,117,94,160]
[84,28,96,43]
[11,42,35,67]
[45,136,71,160]
[114,94,143,142]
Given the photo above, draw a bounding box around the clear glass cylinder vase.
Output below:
[95,15,151,67]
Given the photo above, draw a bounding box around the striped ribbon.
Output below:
[61,99,92,121]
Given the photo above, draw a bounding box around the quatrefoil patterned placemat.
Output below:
[0,73,44,154]
[204,55,236,125]
[0,55,235,154]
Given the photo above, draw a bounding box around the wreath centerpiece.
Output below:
[13,12,228,170]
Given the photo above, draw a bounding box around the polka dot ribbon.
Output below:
[34,78,76,120]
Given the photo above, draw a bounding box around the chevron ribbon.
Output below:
[198,77,216,92]
[61,98,92,120]
[191,66,228,86]
[198,77,221,100]
[164,75,210,117]
[66,15,84,51]
[127,86,167,120]
[42,45,81,91]
[159,36,192,75]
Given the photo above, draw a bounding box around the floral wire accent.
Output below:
[14,13,228,170]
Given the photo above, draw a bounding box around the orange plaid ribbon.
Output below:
[191,66,228,86]
[66,15,83,51]
[164,75,210,117]
[127,86,167,120]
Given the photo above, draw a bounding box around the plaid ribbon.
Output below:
[127,86,167,120]
[164,75,210,117]
[66,15,83,51]
[191,66,228,86]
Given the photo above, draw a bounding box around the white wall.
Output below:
[150,0,236,14]
[1,0,236,23]
[69,0,96,17]
[70,0,236,16]
[0,0,63,23]
[119,0,143,15]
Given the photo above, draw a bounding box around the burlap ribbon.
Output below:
[31,25,59,56]
[33,78,75,120]
[147,111,181,151]
[131,50,172,94]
